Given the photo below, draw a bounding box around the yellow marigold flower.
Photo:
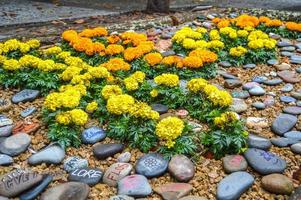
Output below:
[3,59,20,71]
[128,101,159,120]
[154,73,179,87]
[88,66,110,79]
[187,78,208,92]
[105,44,124,55]
[150,89,158,97]
[60,89,81,108]
[131,71,145,83]
[86,101,98,113]
[203,84,232,107]
[229,46,248,57]
[69,109,88,126]
[0,55,6,64]
[209,30,220,40]
[58,51,71,59]
[101,85,123,99]
[59,84,87,96]
[144,52,163,66]
[19,43,31,53]
[26,39,40,49]
[60,66,82,81]
[248,39,264,49]
[208,40,224,50]
[195,40,208,49]
[183,38,197,49]
[124,77,139,91]
[196,27,207,33]
[188,49,218,63]
[264,39,277,49]
[56,112,71,125]
[43,46,62,55]
[182,56,203,68]
[44,92,61,111]
[237,30,249,37]
[214,111,239,129]
[155,117,184,148]
[106,94,135,115]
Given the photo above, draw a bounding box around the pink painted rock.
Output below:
[155,39,172,52]
[278,70,300,83]
[154,183,193,200]
[222,155,248,173]
[176,109,189,118]
[168,155,195,182]
[103,163,132,187]
[117,175,152,197]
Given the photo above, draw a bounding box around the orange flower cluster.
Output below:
[105,44,124,56]
[217,19,231,29]
[62,28,108,56]
[78,27,108,38]
[234,15,259,28]
[107,35,120,44]
[144,52,163,66]
[286,22,301,32]
[265,19,282,27]
[182,56,203,68]
[161,56,183,68]
[123,41,154,61]
[120,32,148,46]
[100,58,130,71]
[189,49,218,63]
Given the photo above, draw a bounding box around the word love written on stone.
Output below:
[71,168,102,179]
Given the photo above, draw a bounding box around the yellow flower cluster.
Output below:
[229,46,248,57]
[0,39,40,54]
[107,94,159,120]
[101,85,123,100]
[154,73,179,87]
[56,109,88,126]
[86,101,98,113]
[187,78,208,92]
[1,54,67,72]
[150,89,159,97]
[144,52,163,66]
[213,111,239,129]
[247,30,276,49]
[44,85,85,111]
[124,71,146,91]
[43,46,62,55]
[187,78,232,107]
[172,27,203,43]
[155,117,184,148]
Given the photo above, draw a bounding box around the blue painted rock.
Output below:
[247,134,272,150]
[272,114,297,136]
[244,148,286,175]
[217,171,254,200]
[0,133,31,156]
[28,143,65,165]
[0,154,13,166]
[81,126,106,144]
[12,89,40,104]
[63,156,88,172]
[135,153,168,178]
[21,107,37,118]
[284,131,301,140]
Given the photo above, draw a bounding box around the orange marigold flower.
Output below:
[107,35,120,44]
[286,22,301,32]
[162,56,182,66]
[78,27,108,37]
[212,17,221,24]
[235,15,259,28]
[101,58,130,71]
[105,44,124,55]
[259,16,271,23]
[217,20,230,29]
[93,42,105,53]
[265,19,282,27]
[144,52,163,66]
[62,30,78,42]
[182,56,203,68]
[189,49,218,63]
[121,32,148,46]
